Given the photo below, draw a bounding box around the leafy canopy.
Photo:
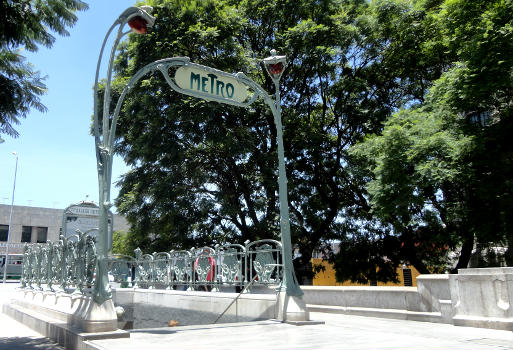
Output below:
[338,0,513,279]
[107,0,512,283]
[0,0,88,138]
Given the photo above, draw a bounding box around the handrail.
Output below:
[213,275,258,324]
[213,263,282,324]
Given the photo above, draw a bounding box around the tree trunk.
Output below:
[505,234,513,266]
[293,247,314,285]
[452,234,474,273]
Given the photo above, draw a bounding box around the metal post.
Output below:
[92,7,154,304]
[3,152,18,283]
[273,86,302,296]
[262,51,303,296]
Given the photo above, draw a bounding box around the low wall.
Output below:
[3,290,129,350]
[112,288,278,328]
[302,267,513,331]
[450,267,513,330]
[3,266,512,346]
[301,284,445,323]
[3,286,278,349]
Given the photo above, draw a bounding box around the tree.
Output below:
[428,0,513,266]
[110,0,512,284]
[111,230,135,257]
[0,0,88,138]
[346,103,474,276]
[336,0,513,280]
[110,0,440,282]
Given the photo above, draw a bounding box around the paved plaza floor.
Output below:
[0,282,64,350]
[89,314,513,350]
[1,283,512,350]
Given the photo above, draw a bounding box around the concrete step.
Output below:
[3,302,129,350]
[306,304,444,323]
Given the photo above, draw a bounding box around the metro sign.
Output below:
[175,66,247,103]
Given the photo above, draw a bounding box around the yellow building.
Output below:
[311,258,421,287]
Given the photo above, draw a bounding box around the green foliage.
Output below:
[112,0,390,281]
[341,0,513,279]
[0,0,88,138]
[348,105,473,275]
[109,0,512,283]
[0,49,47,137]
[111,231,132,256]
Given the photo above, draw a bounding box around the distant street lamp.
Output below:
[92,6,155,304]
[3,152,18,283]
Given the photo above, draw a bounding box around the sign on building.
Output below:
[61,201,113,242]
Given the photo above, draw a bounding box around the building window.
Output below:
[403,268,413,286]
[21,226,32,243]
[36,227,48,243]
[0,225,8,241]
[468,110,490,127]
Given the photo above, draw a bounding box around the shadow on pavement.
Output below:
[0,337,63,350]
[130,328,178,335]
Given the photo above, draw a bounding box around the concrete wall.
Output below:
[301,285,444,322]
[0,205,62,248]
[302,268,513,331]
[112,288,277,328]
[4,267,512,336]
[450,267,513,330]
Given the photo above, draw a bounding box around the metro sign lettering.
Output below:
[175,66,247,103]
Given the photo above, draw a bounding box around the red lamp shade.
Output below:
[268,63,283,75]
[128,16,149,34]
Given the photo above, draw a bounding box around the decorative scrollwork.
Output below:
[20,239,283,294]
[85,236,97,288]
[253,244,277,283]
[171,250,191,287]
[152,252,171,287]
[134,248,153,288]
[218,245,243,285]
[20,245,29,288]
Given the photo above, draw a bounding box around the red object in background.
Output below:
[268,63,283,75]
[194,256,215,281]
[128,16,148,34]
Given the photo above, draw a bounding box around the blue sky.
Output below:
[0,1,139,211]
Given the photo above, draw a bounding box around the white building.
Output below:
[0,203,129,255]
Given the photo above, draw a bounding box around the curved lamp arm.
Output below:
[92,6,154,305]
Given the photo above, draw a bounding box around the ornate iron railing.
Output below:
[20,236,283,293]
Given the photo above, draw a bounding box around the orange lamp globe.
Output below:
[128,16,149,34]
[268,63,284,75]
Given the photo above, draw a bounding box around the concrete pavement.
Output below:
[87,312,513,350]
[0,282,64,350]
[1,283,512,350]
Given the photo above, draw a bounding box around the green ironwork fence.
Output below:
[20,234,283,294]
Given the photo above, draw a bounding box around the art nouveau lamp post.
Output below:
[92,6,155,304]
[91,6,307,320]
[261,51,303,297]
